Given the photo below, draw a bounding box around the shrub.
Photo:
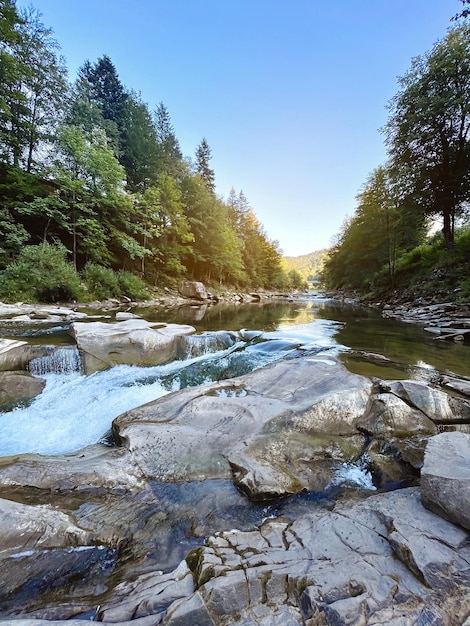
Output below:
[117,271,148,300]
[458,277,470,300]
[82,264,149,301]
[82,263,120,300]
[0,244,82,303]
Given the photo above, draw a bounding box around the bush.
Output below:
[458,277,470,300]
[0,244,83,303]
[82,263,120,300]
[117,271,148,300]
[82,263,148,301]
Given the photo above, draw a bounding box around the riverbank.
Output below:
[327,290,470,345]
[0,285,296,325]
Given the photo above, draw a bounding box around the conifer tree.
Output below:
[195,137,215,193]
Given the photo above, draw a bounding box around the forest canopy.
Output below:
[323,22,470,300]
[0,0,297,302]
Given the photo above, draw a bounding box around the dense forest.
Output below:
[0,0,297,303]
[323,21,470,303]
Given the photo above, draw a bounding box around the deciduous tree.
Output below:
[385,24,470,249]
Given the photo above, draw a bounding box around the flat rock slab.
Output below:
[0,498,92,555]
[421,431,470,530]
[0,339,50,371]
[69,319,195,372]
[114,355,373,494]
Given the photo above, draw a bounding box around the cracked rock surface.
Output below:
[96,487,470,625]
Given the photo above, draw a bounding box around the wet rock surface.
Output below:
[0,356,469,623]
[4,487,468,625]
[382,301,470,343]
[0,370,45,410]
[421,431,470,531]
[69,319,195,372]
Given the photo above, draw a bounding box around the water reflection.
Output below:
[135,295,470,378]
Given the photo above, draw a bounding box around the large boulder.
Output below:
[0,339,50,371]
[421,431,470,530]
[69,319,195,372]
[0,444,144,495]
[113,355,373,497]
[178,280,207,300]
[0,370,45,410]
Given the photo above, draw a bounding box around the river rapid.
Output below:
[1,292,470,619]
[0,292,468,459]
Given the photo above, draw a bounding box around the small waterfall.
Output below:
[28,346,82,376]
[177,331,239,359]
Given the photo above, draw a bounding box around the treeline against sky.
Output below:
[0,0,297,300]
[323,21,470,297]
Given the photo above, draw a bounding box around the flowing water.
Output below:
[0,293,468,459]
[1,293,469,617]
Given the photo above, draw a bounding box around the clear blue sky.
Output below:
[18,0,461,256]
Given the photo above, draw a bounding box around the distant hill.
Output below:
[282,249,329,283]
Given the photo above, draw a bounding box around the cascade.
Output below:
[28,346,82,375]
[177,330,239,358]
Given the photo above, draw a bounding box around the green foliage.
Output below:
[0,5,67,171]
[0,8,288,300]
[385,24,470,248]
[458,277,470,299]
[323,166,427,292]
[82,263,119,300]
[116,270,148,300]
[82,263,148,301]
[286,268,308,291]
[0,243,82,302]
[394,238,446,275]
[194,138,215,193]
[283,249,328,284]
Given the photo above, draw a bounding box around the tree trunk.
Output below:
[442,207,455,250]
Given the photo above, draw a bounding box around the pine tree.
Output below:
[154,102,183,178]
[195,137,215,193]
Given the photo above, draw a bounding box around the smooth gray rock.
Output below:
[114,356,372,494]
[356,391,438,438]
[95,488,470,626]
[0,444,144,495]
[0,370,45,409]
[178,280,207,300]
[97,560,194,622]
[69,319,195,372]
[421,431,470,530]
[388,380,470,424]
[441,374,470,398]
[0,339,50,371]
[0,497,92,554]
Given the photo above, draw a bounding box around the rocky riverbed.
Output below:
[0,350,469,624]
[0,292,469,624]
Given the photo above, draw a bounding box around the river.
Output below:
[0,293,468,459]
[1,292,469,618]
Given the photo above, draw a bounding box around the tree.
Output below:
[120,92,160,192]
[385,24,470,249]
[139,173,192,281]
[71,55,127,156]
[454,0,470,20]
[0,5,67,171]
[322,167,426,292]
[154,101,183,178]
[53,124,132,269]
[194,137,215,193]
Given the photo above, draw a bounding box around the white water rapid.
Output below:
[0,319,343,457]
